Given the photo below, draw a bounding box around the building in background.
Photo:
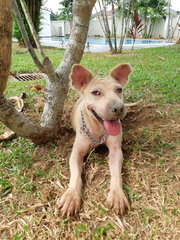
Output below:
[39,7,180,39]
[51,21,70,37]
[39,8,51,37]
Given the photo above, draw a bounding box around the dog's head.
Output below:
[70,64,132,136]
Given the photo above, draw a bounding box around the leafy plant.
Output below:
[130,0,168,39]
[58,0,73,21]
[13,0,43,47]
[92,224,113,239]
[129,12,143,50]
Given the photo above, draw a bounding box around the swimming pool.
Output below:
[40,37,174,52]
[42,37,173,46]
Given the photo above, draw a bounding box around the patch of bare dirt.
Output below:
[0,103,179,240]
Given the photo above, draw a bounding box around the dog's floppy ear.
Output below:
[70,64,93,91]
[110,63,132,86]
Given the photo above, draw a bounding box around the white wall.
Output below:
[51,21,71,36]
[88,19,123,37]
[116,18,130,37]
[39,9,51,37]
[88,19,105,37]
[171,15,180,38]
[64,21,71,35]
[155,14,180,39]
[88,15,179,39]
[51,21,64,36]
[48,13,180,39]
[152,18,166,38]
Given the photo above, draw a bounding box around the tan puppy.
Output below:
[58,63,132,216]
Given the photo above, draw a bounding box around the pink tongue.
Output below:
[103,120,121,136]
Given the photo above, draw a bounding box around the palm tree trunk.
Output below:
[167,0,171,39]
[147,23,152,38]
[143,1,148,38]
[13,0,44,71]
[112,1,117,53]
[97,0,114,52]
[95,5,106,37]
[19,0,45,58]
[119,0,131,53]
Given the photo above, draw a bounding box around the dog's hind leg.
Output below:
[58,136,89,216]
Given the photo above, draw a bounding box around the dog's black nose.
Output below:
[112,108,118,113]
[112,107,123,114]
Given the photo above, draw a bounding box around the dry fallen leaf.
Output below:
[30,85,45,91]
[157,55,166,61]
[0,130,16,141]
[0,94,25,141]
[8,96,24,112]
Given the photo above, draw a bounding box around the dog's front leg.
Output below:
[106,137,129,215]
[58,136,89,216]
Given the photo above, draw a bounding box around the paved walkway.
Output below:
[40,39,174,52]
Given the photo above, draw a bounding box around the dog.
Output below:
[58,63,132,216]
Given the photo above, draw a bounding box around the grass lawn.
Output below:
[0,43,180,239]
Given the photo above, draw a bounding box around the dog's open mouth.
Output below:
[91,109,121,136]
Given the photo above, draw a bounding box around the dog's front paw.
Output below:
[107,189,129,215]
[57,188,81,216]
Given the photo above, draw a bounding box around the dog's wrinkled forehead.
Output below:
[70,63,132,92]
[85,76,121,91]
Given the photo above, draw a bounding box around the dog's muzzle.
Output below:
[91,109,104,124]
[90,108,122,136]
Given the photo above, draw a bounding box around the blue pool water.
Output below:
[42,37,173,45]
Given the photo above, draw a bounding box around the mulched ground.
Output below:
[0,101,179,240]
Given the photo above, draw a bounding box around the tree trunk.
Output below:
[167,0,171,39]
[0,0,12,95]
[97,0,114,52]
[112,2,117,53]
[144,14,148,38]
[13,0,44,71]
[132,38,135,50]
[119,14,125,53]
[102,0,114,52]
[19,0,45,58]
[95,5,106,37]
[0,95,53,142]
[119,0,131,53]
[150,22,155,38]
[0,0,96,142]
[13,0,57,82]
[24,0,42,48]
[147,23,152,38]
[172,16,180,39]
[14,0,42,47]
[143,2,148,38]
[41,0,96,128]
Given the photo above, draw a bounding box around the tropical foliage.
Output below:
[13,0,43,47]
[58,0,73,21]
[94,0,168,53]
[129,11,144,49]
[134,0,168,38]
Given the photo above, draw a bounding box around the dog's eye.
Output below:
[91,90,101,96]
[116,88,122,93]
